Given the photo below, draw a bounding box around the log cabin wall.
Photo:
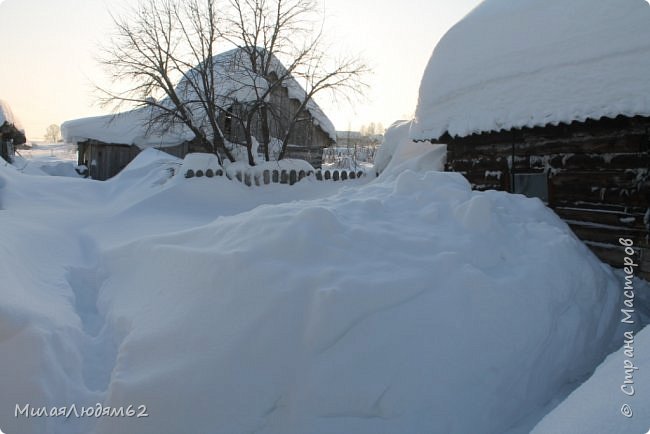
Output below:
[444,115,650,279]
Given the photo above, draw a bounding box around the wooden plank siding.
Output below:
[217,77,333,168]
[441,115,650,279]
[78,140,188,181]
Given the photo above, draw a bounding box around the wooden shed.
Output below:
[410,0,650,278]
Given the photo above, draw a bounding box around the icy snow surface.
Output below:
[410,0,650,140]
[532,329,650,434]
[0,146,631,434]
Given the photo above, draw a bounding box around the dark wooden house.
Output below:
[0,101,26,163]
[410,0,650,278]
[63,49,335,181]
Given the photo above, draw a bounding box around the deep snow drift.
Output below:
[533,325,650,433]
[0,147,634,434]
[410,0,650,140]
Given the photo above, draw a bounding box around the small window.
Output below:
[224,115,232,137]
[513,172,549,202]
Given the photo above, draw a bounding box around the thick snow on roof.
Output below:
[62,48,336,147]
[62,108,194,149]
[411,0,650,141]
[177,48,336,141]
[0,99,23,131]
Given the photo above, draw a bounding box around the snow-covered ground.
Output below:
[0,139,645,434]
[12,142,81,178]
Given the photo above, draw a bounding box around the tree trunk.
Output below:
[244,125,256,166]
[213,132,236,164]
[261,106,271,161]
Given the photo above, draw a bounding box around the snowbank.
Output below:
[533,322,650,434]
[90,169,622,434]
[373,120,446,175]
[411,0,650,140]
[0,149,628,434]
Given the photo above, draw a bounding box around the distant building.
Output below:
[411,0,650,278]
[62,48,335,180]
[0,100,26,163]
[335,131,382,148]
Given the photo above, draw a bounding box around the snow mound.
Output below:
[411,0,650,140]
[533,320,650,434]
[374,120,446,176]
[92,170,619,434]
[0,148,629,434]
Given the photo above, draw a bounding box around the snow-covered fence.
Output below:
[183,168,366,186]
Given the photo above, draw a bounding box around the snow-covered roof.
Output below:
[61,108,194,149]
[0,99,24,132]
[410,0,650,141]
[62,48,336,147]
[177,48,336,140]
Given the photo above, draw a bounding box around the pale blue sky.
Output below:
[0,0,482,139]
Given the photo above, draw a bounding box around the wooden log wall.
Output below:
[444,115,650,279]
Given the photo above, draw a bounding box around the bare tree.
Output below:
[100,0,367,166]
[221,0,369,162]
[99,0,235,164]
[44,124,61,143]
